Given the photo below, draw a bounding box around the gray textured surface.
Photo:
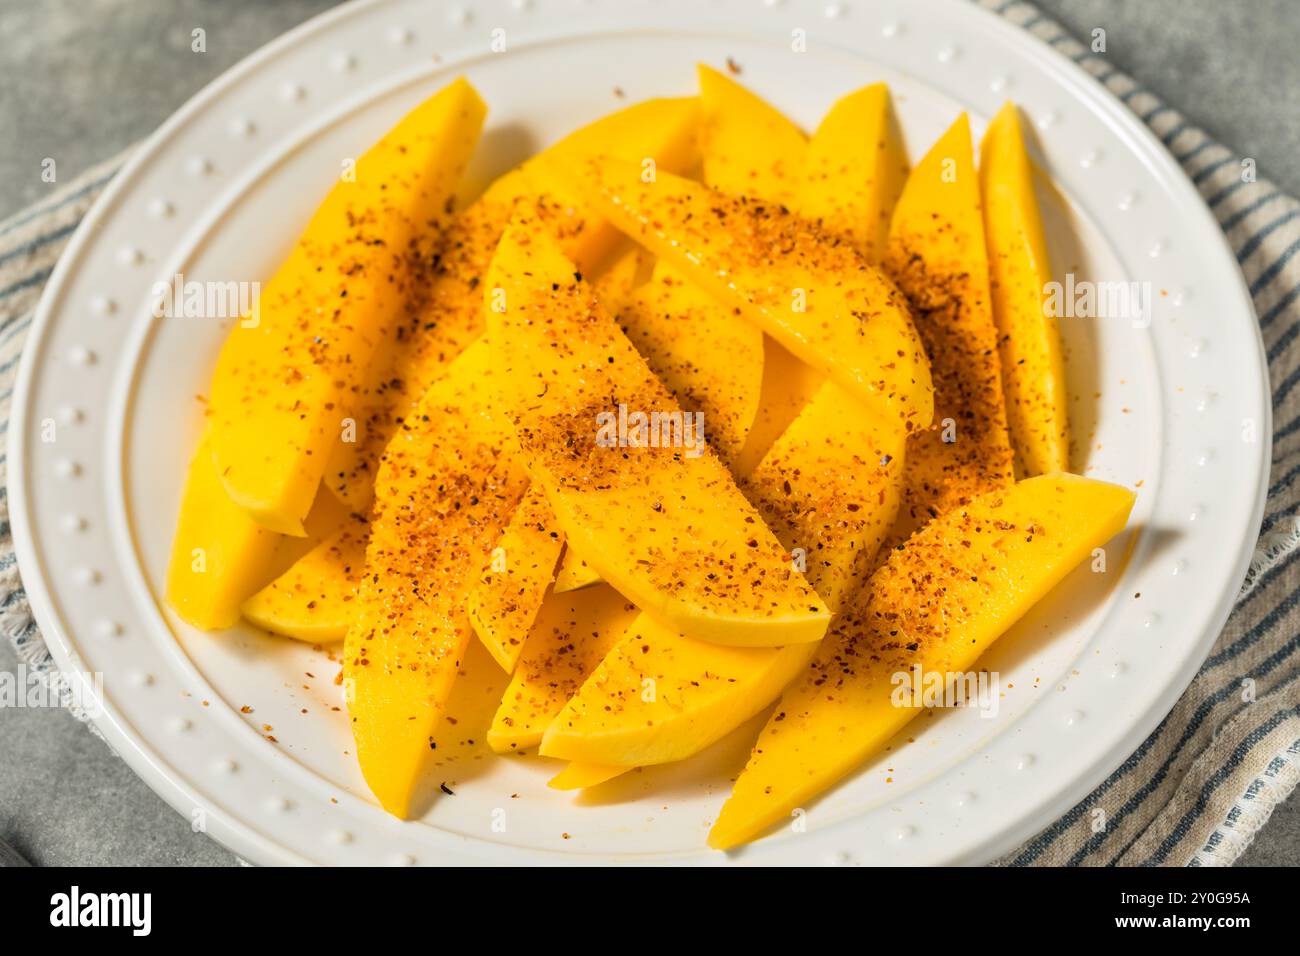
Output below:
[0,0,1294,866]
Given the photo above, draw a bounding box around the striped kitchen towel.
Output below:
[2,2,1298,866]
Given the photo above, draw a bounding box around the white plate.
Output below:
[11,0,1269,866]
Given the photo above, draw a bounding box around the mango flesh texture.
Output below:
[708,473,1136,849]
[798,82,909,265]
[980,103,1069,476]
[550,88,912,782]
[582,158,934,436]
[487,585,639,753]
[208,77,487,535]
[322,96,700,507]
[554,258,766,593]
[344,340,530,817]
[540,383,906,769]
[548,762,627,791]
[697,63,806,208]
[166,436,283,630]
[885,113,1015,535]
[486,216,829,647]
[696,65,821,475]
[468,484,566,673]
[240,517,368,642]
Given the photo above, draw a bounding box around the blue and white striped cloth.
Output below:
[1,1,1297,865]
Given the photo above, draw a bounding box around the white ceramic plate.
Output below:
[11,0,1269,866]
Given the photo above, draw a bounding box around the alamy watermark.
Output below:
[1044,274,1152,328]
[0,663,104,718]
[890,664,1000,718]
[151,272,261,327]
[596,403,706,459]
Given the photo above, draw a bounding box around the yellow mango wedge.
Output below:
[981,102,1069,476]
[695,66,822,472]
[583,159,934,433]
[166,436,283,630]
[241,518,368,643]
[556,245,765,594]
[209,78,486,535]
[698,63,806,205]
[539,382,905,771]
[540,615,815,768]
[523,97,700,272]
[548,762,627,791]
[886,114,1015,533]
[798,82,909,264]
[709,473,1136,849]
[545,97,913,783]
[344,341,530,817]
[486,215,829,647]
[744,381,907,611]
[553,550,602,594]
[323,97,700,507]
[487,585,639,753]
[468,485,566,673]
[617,262,764,468]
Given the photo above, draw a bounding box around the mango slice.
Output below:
[743,381,907,611]
[241,519,367,643]
[487,585,639,753]
[583,159,934,433]
[553,550,602,594]
[166,436,284,630]
[537,382,905,771]
[468,485,566,673]
[697,63,806,205]
[540,615,816,768]
[695,67,822,472]
[523,97,701,272]
[209,78,487,534]
[543,106,913,781]
[322,97,700,507]
[548,762,627,791]
[980,102,1069,476]
[617,261,764,468]
[798,83,909,265]
[708,473,1136,849]
[886,114,1014,533]
[486,215,829,647]
[344,340,530,817]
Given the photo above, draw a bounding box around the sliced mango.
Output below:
[697,63,806,205]
[980,102,1069,476]
[343,340,530,817]
[742,381,906,611]
[553,549,602,594]
[886,114,1015,533]
[468,485,566,673]
[524,97,700,272]
[798,82,909,264]
[591,241,653,317]
[241,518,368,643]
[709,473,1136,849]
[537,382,904,771]
[732,340,825,479]
[549,762,627,791]
[695,67,823,471]
[540,615,815,767]
[583,159,933,433]
[615,262,764,469]
[486,215,829,647]
[323,96,700,506]
[209,77,486,534]
[487,585,639,753]
[166,436,284,630]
